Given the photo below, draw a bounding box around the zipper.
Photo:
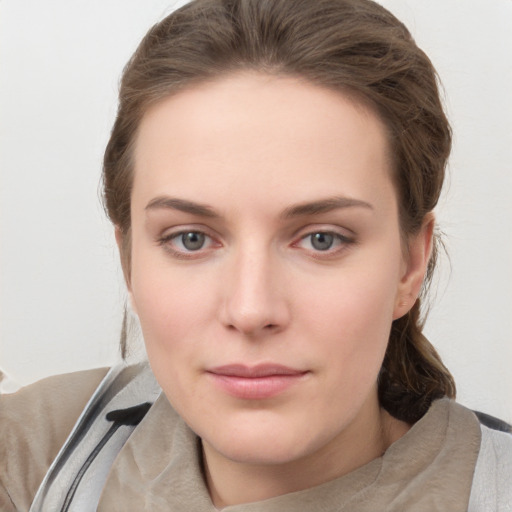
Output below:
[60,402,151,512]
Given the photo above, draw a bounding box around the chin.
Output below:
[208,435,308,466]
[199,412,330,466]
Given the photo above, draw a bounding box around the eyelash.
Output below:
[157,228,355,259]
[157,229,220,260]
[292,230,355,258]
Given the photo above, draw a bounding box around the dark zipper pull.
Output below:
[61,402,152,511]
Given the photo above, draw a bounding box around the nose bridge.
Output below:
[222,239,288,335]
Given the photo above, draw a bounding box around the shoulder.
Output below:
[0,367,109,511]
[420,399,512,510]
[468,412,512,511]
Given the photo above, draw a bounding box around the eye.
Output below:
[158,229,219,258]
[294,230,354,255]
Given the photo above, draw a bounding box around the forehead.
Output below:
[132,72,395,214]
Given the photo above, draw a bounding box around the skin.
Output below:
[122,72,433,508]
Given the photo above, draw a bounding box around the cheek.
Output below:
[129,264,211,406]
[297,253,401,383]
[129,245,212,352]
[134,288,207,354]
[300,254,401,335]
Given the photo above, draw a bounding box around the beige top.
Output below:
[0,368,482,511]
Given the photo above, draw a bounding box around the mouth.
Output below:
[206,364,309,400]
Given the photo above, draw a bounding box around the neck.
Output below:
[202,399,410,509]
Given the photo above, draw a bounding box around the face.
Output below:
[128,73,424,470]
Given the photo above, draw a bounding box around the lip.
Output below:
[206,364,309,400]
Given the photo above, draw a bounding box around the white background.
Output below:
[1,1,511,420]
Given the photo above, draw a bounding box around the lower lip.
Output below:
[207,373,307,400]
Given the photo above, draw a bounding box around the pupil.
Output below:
[182,232,205,251]
[311,233,333,251]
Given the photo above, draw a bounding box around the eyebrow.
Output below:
[281,196,373,218]
[145,195,373,219]
[145,196,219,217]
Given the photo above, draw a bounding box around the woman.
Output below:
[1,0,511,510]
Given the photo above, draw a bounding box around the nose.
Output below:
[220,247,290,337]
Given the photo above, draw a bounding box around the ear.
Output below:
[115,226,137,314]
[393,213,435,320]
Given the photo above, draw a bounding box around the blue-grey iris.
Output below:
[311,233,334,251]
[182,232,205,250]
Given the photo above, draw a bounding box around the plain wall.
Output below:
[1,0,511,420]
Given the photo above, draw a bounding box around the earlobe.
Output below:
[393,214,435,320]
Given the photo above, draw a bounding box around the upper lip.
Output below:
[207,364,307,378]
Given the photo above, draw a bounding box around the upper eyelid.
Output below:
[159,224,219,239]
[157,227,218,249]
[291,224,355,240]
[301,228,352,238]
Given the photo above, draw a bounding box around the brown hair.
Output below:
[103,0,455,423]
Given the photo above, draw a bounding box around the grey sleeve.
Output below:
[468,424,512,511]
